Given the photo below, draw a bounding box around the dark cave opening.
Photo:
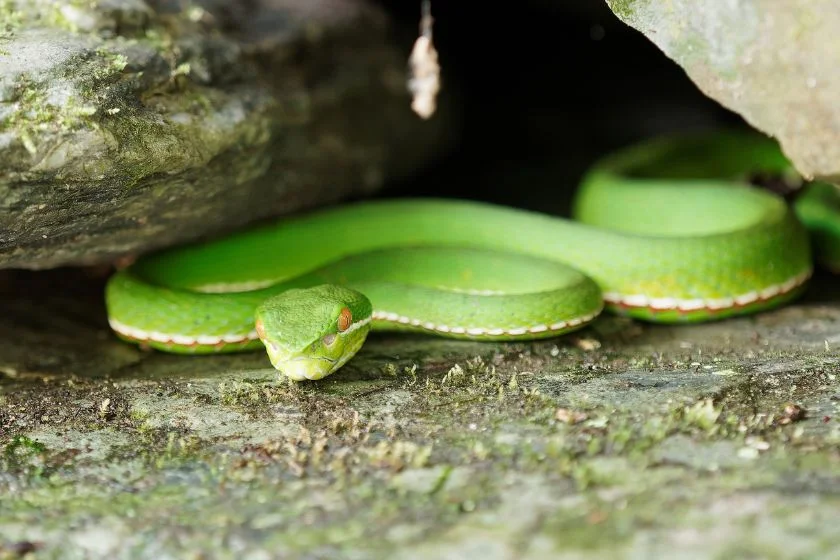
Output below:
[374,1,746,214]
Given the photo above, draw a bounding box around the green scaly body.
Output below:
[105,131,830,379]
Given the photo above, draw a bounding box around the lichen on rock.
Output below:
[606,0,840,184]
[0,0,453,269]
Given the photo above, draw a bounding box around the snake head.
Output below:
[255,285,373,381]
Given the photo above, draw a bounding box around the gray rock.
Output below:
[606,0,840,182]
[0,0,455,269]
[2,263,839,558]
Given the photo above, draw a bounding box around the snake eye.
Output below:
[322,333,337,346]
[338,307,352,332]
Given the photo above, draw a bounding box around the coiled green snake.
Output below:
[105,131,840,381]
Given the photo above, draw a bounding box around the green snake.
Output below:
[105,130,840,381]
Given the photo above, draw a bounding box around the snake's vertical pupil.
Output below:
[338,307,353,332]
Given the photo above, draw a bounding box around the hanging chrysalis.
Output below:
[407,0,440,119]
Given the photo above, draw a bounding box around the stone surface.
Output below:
[606,0,840,183]
[0,0,454,269]
[1,267,838,558]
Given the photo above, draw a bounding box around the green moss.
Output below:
[0,44,130,154]
[42,0,92,33]
[2,435,48,479]
[4,434,46,456]
[0,0,23,40]
[605,0,641,20]
[218,378,303,406]
[0,0,255,178]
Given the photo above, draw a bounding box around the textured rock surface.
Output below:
[1,267,838,558]
[0,0,454,269]
[606,0,840,183]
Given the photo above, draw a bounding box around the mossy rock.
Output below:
[606,0,840,183]
[0,0,454,269]
[0,268,838,557]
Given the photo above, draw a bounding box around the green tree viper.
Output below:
[105,131,840,381]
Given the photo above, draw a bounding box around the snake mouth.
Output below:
[265,342,336,363]
[279,356,338,381]
[289,355,336,363]
[264,347,339,381]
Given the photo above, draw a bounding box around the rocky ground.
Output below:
[0,266,838,559]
